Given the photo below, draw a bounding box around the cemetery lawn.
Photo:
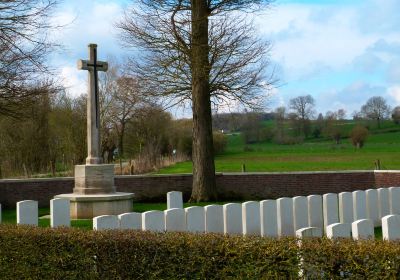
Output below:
[158,125,400,174]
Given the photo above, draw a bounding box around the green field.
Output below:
[158,120,400,174]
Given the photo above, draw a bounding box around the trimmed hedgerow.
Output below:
[1,225,400,279]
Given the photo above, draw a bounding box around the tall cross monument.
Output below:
[78,43,108,164]
[55,44,134,219]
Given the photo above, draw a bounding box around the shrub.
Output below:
[2,225,400,279]
[350,125,369,148]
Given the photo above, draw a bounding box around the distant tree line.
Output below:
[213,95,396,149]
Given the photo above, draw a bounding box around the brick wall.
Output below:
[0,171,399,208]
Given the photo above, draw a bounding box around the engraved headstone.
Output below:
[382,214,400,241]
[242,201,260,236]
[339,192,353,224]
[326,223,351,239]
[167,191,183,209]
[142,210,164,232]
[307,195,323,229]
[17,200,38,226]
[93,215,119,230]
[165,208,186,232]
[366,189,380,226]
[223,203,242,235]
[118,212,142,230]
[50,198,70,228]
[205,205,223,233]
[353,190,367,221]
[277,197,294,237]
[260,200,278,237]
[293,196,308,232]
[185,206,205,233]
[351,219,374,240]
[323,193,339,232]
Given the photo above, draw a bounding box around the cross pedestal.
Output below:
[55,44,133,219]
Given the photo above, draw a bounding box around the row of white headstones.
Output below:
[2,187,400,240]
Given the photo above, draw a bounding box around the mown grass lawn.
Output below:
[158,121,400,174]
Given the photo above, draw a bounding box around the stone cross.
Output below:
[77,44,108,164]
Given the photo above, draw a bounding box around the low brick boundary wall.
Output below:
[0,171,399,208]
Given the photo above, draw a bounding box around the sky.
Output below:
[52,0,400,118]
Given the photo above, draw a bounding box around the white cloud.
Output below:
[60,65,86,98]
[388,86,400,104]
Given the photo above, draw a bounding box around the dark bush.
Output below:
[1,225,400,279]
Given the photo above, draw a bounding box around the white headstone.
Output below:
[142,210,165,232]
[366,189,380,227]
[223,203,242,235]
[323,193,339,232]
[338,192,353,224]
[293,196,308,232]
[167,191,183,209]
[389,187,400,215]
[17,200,38,226]
[307,195,323,229]
[50,198,70,228]
[165,208,186,232]
[242,201,260,236]
[205,205,223,233]
[260,200,278,238]
[277,197,294,237]
[185,206,205,233]
[382,214,400,241]
[296,227,322,238]
[93,215,119,230]
[326,223,351,239]
[378,188,390,219]
[118,212,142,230]
[351,219,374,240]
[353,190,367,221]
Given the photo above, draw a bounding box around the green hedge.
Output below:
[0,225,400,279]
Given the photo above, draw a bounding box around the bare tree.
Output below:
[361,96,390,128]
[117,0,274,201]
[289,95,315,137]
[99,61,147,161]
[0,0,59,117]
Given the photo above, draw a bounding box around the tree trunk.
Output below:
[189,0,217,202]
